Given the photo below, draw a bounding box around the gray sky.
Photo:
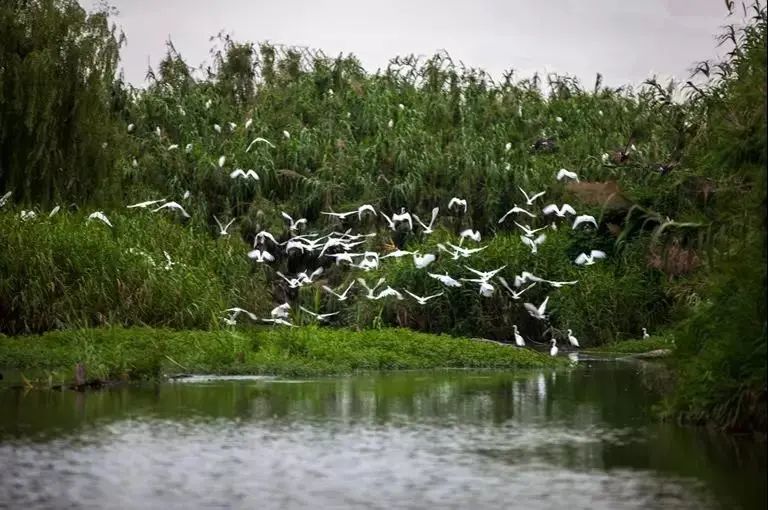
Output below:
[85,0,731,88]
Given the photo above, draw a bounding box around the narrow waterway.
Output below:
[0,358,764,509]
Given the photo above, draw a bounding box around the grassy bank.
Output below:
[585,334,674,354]
[0,326,562,382]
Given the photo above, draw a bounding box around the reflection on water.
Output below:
[0,361,765,509]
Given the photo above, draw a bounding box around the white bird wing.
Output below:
[428,207,439,227]
[127,199,166,209]
[224,218,236,231]
[573,215,597,229]
[404,289,423,302]
[213,215,224,232]
[245,170,259,180]
[218,155,226,167]
[245,137,275,152]
[230,169,245,178]
[541,204,559,215]
[497,276,514,294]
[322,285,344,299]
[591,250,607,259]
[380,211,395,229]
[561,204,577,215]
[575,253,589,265]
[309,267,324,280]
[281,211,293,225]
[299,306,319,318]
[533,233,547,245]
[518,186,531,203]
[412,214,429,230]
[425,291,444,301]
[523,302,539,316]
[538,296,549,315]
[529,191,546,202]
[520,235,533,248]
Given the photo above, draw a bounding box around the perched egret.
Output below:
[550,339,559,357]
[512,325,525,347]
[567,329,580,348]
[244,118,253,129]
[283,130,291,139]
[218,155,226,168]
[214,124,222,133]
[642,328,650,339]
[167,144,179,151]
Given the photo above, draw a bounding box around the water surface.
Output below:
[0,359,765,509]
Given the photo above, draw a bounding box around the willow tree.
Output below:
[0,0,123,206]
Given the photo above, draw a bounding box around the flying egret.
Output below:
[270,303,291,319]
[127,198,166,209]
[246,137,275,151]
[542,204,577,217]
[572,215,598,230]
[498,278,536,300]
[321,210,357,220]
[380,211,396,231]
[442,242,488,259]
[357,277,386,299]
[254,230,278,246]
[459,229,481,244]
[381,249,413,259]
[556,168,579,182]
[498,205,536,223]
[247,249,274,263]
[428,272,462,288]
[281,212,307,232]
[550,339,559,357]
[514,221,549,238]
[224,307,258,321]
[404,290,444,305]
[518,187,546,206]
[524,296,550,320]
[374,286,404,300]
[413,207,439,234]
[153,201,190,218]
[464,265,506,282]
[567,329,580,348]
[357,204,377,220]
[230,169,259,181]
[213,216,236,236]
[513,271,546,287]
[262,318,295,327]
[322,281,356,301]
[326,252,360,265]
[297,267,324,284]
[512,325,525,347]
[448,197,468,214]
[575,250,607,266]
[87,211,112,227]
[413,252,436,269]
[521,233,547,254]
[392,208,413,230]
[544,279,579,288]
[299,306,339,322]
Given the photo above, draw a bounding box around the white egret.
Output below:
[404,290,444,305]
[512,325,525,347]
[213,216,236,236]
[381,249,413,259]
[413,207,439,234]
[392,208,413,230]
[20,210,37,221]
[556,168,579,182]
[544,279,579,288]
[167,144,179,151]
[374,286,404,300]
[642,328,650,339]
[218,155,226,168]
[297,267,324,284]
[514,221,548,238]
[254,230,278,246]
[413,252,436,269]
[205,99,212,109]
[87,211,113,228]
[321,210,357,220]
[326,252,360,265]
[247,249,274,263]
[357,277,386,299]
[322,281,356,301]
[155,126,161,137]
[498,278,536,300]
[518,187,546,206]
[228,122,237,131]
[575,250,607,266]
[513,271,546,287]
[0,191,12,208]
[270,303,291,319]
[244,118,253,129]
[300,306,339,322]
[524,296,550,320]
[283,130,291,139]
[542,203,577,217]
[357,204,377,220]
[567,329,580,348]
[225,307,258,321]
[448,197,468,214]
[572,215,598,230]
[213,124,222,133]
[498,205,536,223]
[428,272,462,288]
[459,229,481,244]
[127,123,135,132]
[439,242,488,259]
[387,119,394,128]
[127,198,166,209]
[464,265,506,282]
[182,190,190,200]
[281,212,307,232]
[521,233,547,254]
[49,205,61,218]
[185,143,193,153]
[262,317,295,327]
[230,169,259,181]
[246,137,275,151]
[550,339,559,356]
[380,211,396,230]
[505,142,512,152]
[153,201,190,218]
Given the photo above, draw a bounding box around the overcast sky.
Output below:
[84,0,732,88]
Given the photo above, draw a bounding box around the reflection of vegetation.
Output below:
[0,326,562,382]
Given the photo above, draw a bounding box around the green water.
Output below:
[0,359,764,509]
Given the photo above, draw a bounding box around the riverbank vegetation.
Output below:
[0,326,561,382]
[0,1,765,431]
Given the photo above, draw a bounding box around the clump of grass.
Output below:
[0,326,563,382]
[586,333,674,354]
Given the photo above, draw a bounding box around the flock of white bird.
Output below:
[1,117,655,356]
